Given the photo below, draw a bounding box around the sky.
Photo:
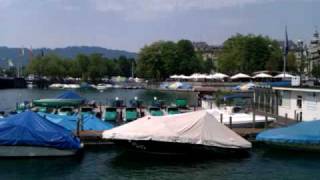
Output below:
[0,0,319,52]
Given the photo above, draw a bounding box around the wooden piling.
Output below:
[220,113,223,124]
[264,115,268,128]
[229,116,232,129]
[300,112,303,122]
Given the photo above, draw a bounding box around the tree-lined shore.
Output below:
[11,33,308,81]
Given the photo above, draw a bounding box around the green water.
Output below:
[0,89,319,180]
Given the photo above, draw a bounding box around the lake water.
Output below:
[0,89,319,180]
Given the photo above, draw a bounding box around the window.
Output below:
[297,95,302,108]
[279,91,290,107]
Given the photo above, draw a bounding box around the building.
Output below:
[192,42,223,61]
[309,30,320,71]
[273,87,320,121]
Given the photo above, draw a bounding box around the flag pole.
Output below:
[283,25,289,78]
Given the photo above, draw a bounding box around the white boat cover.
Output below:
[103,110,252,149]
[207,108,275,124]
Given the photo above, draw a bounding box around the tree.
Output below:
[75,54,90,81]
[312,64,320,79]
[136,40,204,80]
[286,52,298,73]
[217,34,282,74]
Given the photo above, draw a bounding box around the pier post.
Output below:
[264,115,268,128]
[220,113,223,124]
[294,110,297,122]
[300,112,303,122]
[252,97,256,129]
[229,116,232,129]
[285,113,288,120]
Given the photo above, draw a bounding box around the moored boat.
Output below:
[0,111,82,157]
[95,83,113,91]
[148,107,164,116]
[104,107,118,122]
[256,120,320,151]
[58,106,75,116]
[103,110,251,156]
[123,107,139,122]
[39,113,114,131]
[208,107,274,128]
[33,91,84,107]
[166,106,180,115]
[175,98,188,109]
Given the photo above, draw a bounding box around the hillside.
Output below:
[0,46,137,67]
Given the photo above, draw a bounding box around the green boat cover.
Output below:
[125,108,138,121]
[104,108,118,121]
[33,91,84,107]
[167,107,180,115]
[176,99,187,108]
[149,107,164,116]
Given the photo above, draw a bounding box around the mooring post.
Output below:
[294,110,297,122]
[220,113,223,124]
[300,112,303,122]
[285,113,288,120]
[265,115,268,128]
[76,115,80,137]
[229,116,232,129]
[251,94,256,129]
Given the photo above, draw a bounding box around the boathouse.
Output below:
[272,87,320,121]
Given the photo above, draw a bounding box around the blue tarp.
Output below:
[0,111,81,150]
[39,113,113,131]
[56,91,84,100]
[256,120,320,144]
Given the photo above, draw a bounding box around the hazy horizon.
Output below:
[0,0,319,52]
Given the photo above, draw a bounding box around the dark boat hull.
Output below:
[112,140,250,156]
[259,141,320,152]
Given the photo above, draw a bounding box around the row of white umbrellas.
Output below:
[170,72,295,80]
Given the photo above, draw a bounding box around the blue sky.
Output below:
[0,0,319,52]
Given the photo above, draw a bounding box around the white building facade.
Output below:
[273,87,320,121]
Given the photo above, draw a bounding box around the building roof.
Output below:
[272,87,320,93]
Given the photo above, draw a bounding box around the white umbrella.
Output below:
[274,73,294,78]
[170,75,179,79]
[211,73,229,79]
[253,73,272,78]
[231,73,251,80]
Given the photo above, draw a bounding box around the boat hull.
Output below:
[33,99,83,107]
[0,146,80,157]
[259,141,320,152]
[112,140,250,156]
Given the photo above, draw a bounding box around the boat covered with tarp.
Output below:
[256,121,320,151]
[123,108,139,122]
[38,113,114,131]
[33,91,85,107]
[0,111,82,157]
[103,110,251,155]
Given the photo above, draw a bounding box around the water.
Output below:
[0,89,319,180]
[0,88,197,112]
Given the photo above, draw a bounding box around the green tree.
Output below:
[75,54,90,81]
[136,40,204,80]
[217,34,282,74]
[286,52,298,73]
[312,64,320,79]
